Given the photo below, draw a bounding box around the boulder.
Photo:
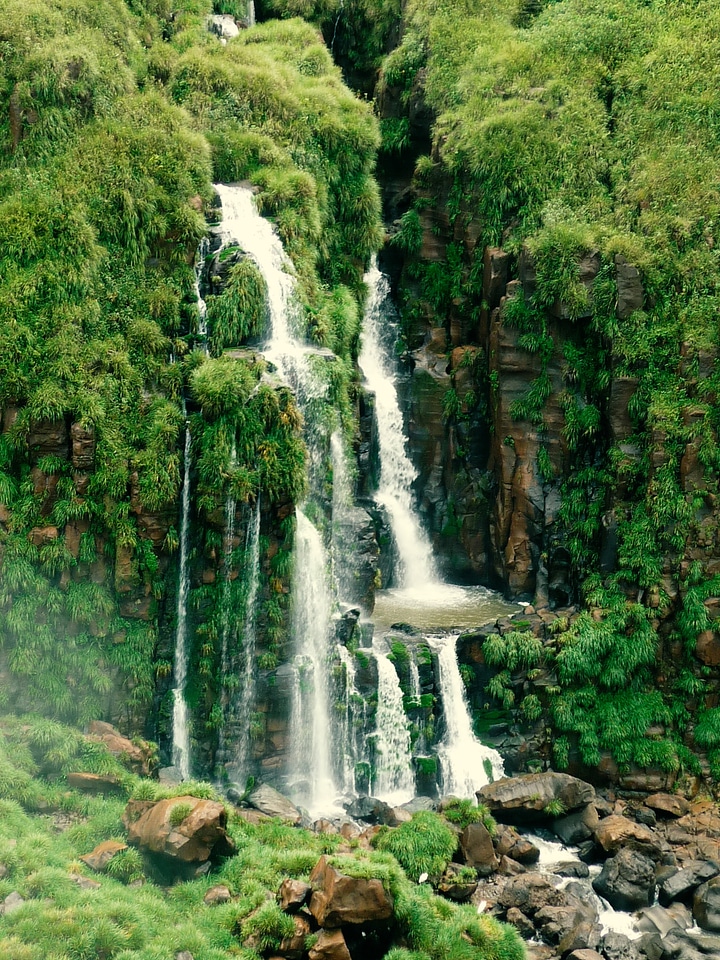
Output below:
[1,892,25,915]
[567,952,603,960]
[67,772,121,791]
[204,885,231,905]
[553,804,600,845]
[592,848,656,911]
[125,797,235,863]
[645,794,691,819]
[594,815,664,861]
[660,862,720,907]
[506,906,535,939]
[459,821,498,876]
[693,876,720,932]
[344,796,394,825]
[279,878,312,912]
[79,840,127,872]
[636,903,687,937]
[309,856,393,928]
[497,874,565,916]
[86,721,155,776]
[308,929,351,960]
[601,931,640,960]
[478,773,595,823]
[246,783,301,824]
[279,914,312,960]
[662,927,720,959]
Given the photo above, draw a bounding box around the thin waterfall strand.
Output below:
[291,510,336,809]
[372,640,415,804]
[434,634,505,796]
[171,425,192,778]
[358,262,437,588]
[231,497,261,783]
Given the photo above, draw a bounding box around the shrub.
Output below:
[374,811,457,881]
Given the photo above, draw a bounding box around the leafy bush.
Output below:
[374,811,457,881]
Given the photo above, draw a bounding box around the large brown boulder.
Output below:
[498,874,565,916]
[694,876,720,932]
[478,773,595,823]
[124,797,235,863]
[309,856,393,928]
[594,815,664,862]
[459,822,498,876]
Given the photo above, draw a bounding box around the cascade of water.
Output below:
[330,431,356,602]
[372,640,415,804]
[194,237,210,352]
[337,645,363,794]
[246,0,256,27]
[216,444,237,771]
[213,183,342,808]
[434,634,505,797]
[230,497,261,784]
[290,510,335,810]
[358,262,437,588]
[171,424,193,778]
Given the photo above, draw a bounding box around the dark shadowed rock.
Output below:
[478,773,595,823]
[309,856,393,928]
[693,876,720,932]
[592,848,656,911]
[601,930,640,960]
[660,862,720,907]
[661,927,720,960]
[506,906,535,939]
[498,874,565,915]
[553,804,600,845]
[344,796,394,825]
[551,861,590,879]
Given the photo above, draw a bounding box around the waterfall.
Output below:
[434,634,505,797]
[216,444,237,771]
[212,182,343,810]
[358,262,437,588]
[330,431,355,602]
[171,424,192,779]
[194,237,209,353]
[229,497,261,784]
[372,640,415,804]
[290,510,336,810]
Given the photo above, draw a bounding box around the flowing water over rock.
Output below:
[358,262,436,588]
[372,639,415,805]
[227,497,261,786]
[171,423,192,779]
[214,183,343,811]
[434,633,505,795]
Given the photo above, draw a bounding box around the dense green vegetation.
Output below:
[0,0,381,733]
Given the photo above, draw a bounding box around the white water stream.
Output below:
[434,633,505,795]
[214,183,342,811]
[230,497,261,784]
[358,262,437,588]
[372,640,415,805]
[171,424,192,779]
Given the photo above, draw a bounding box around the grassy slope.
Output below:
[0,718,523,960]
